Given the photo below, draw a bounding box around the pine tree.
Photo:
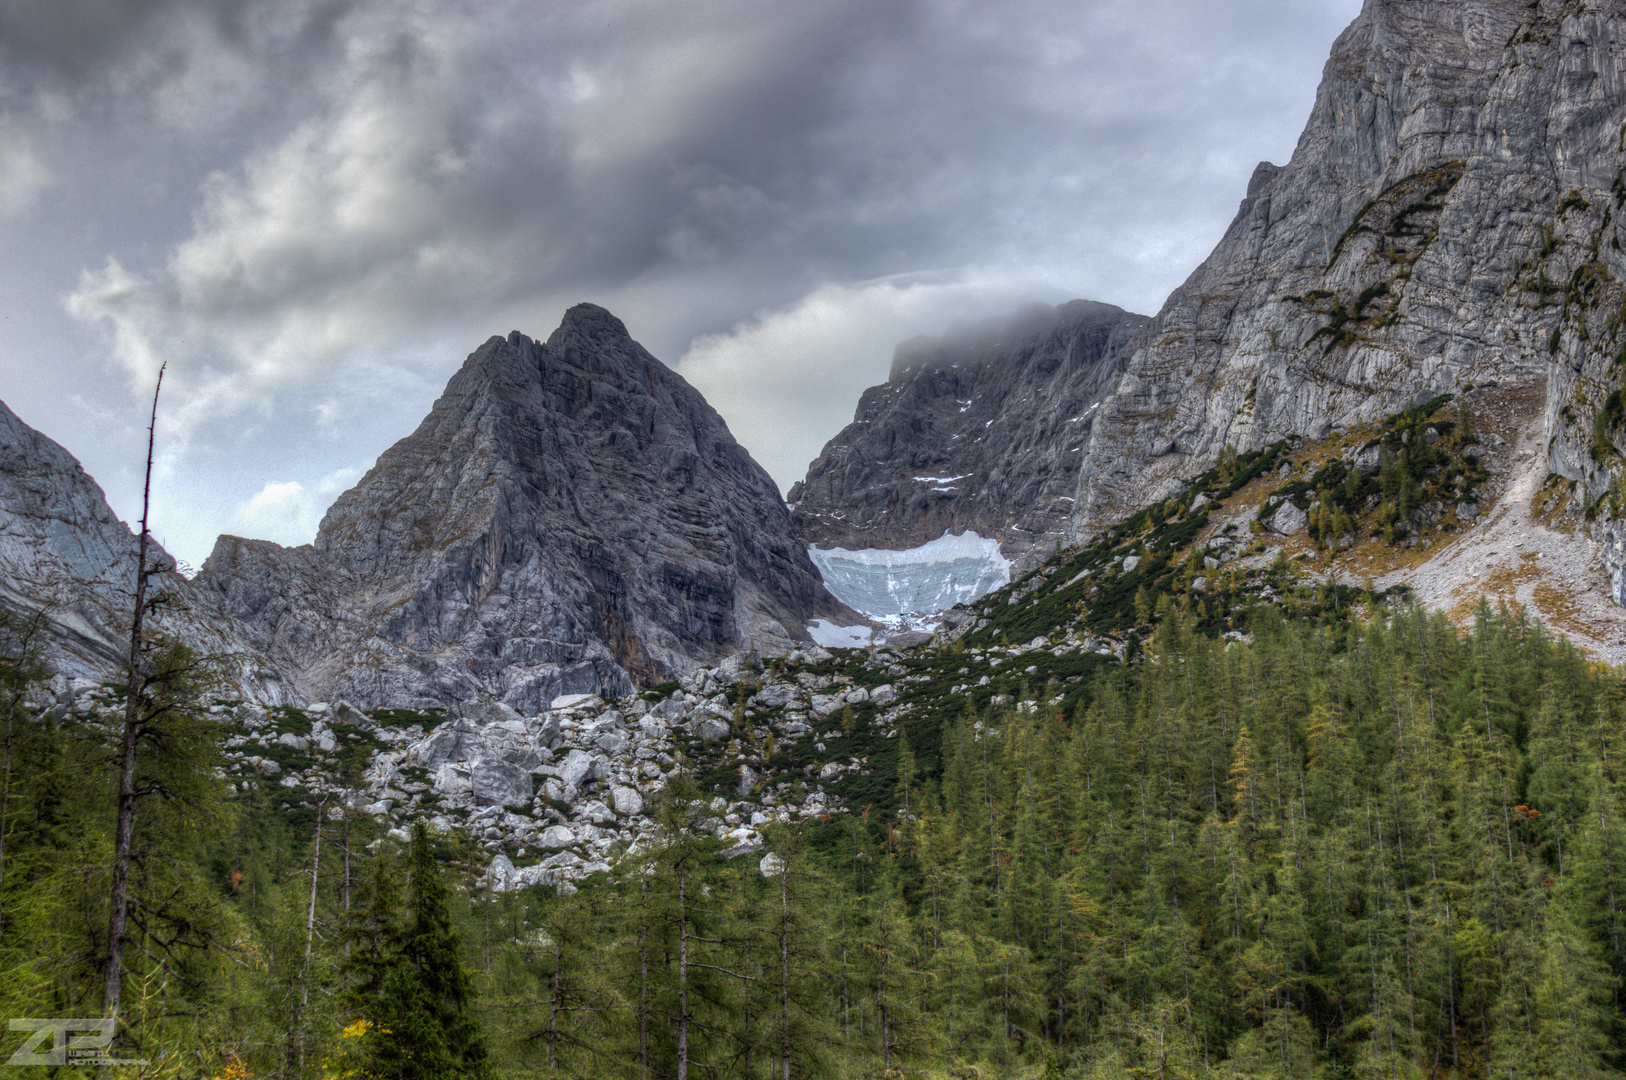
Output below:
[341,823,493,1080]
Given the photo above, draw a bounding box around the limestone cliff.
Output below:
[789,300,1146,569]
[0,400,288,696]
[1069,0,1626,600]
[198,305,849,711]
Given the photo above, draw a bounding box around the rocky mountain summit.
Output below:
[0,400,287,697]
[1066,0,1626,600]
[198,305,851,711]
[790,301,1146,570]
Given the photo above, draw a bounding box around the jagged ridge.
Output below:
[790,300,1147,570]
[199,304,851,711]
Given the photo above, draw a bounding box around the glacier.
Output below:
[808,530,1011,636]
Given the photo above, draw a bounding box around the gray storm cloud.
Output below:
[0,0,1362,565]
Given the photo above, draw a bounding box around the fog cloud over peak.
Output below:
[0,0,1361,566]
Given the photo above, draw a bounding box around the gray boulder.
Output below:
[1350,444,1382,477]
[534,713,563,750]
[717,651,763,684]
[453,700,526,727]
[411,718,486,768]
[484,854,517,890]
[1267,502,1308,536]
[751,684,796,709]
[558,749,608,791]
[537,824,576,850]
[470,759,532,809]
[693,716,730,742]
[651,694,688,722]
[577,800,616,824]
[610,785,645,816]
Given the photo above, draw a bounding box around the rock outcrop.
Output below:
[1068,0,1626,591]
[198,304,849,711]
[790,301,1147,569]
[0,400,287,697]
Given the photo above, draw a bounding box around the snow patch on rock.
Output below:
[807,620,873,648]
[808,530,1011,621]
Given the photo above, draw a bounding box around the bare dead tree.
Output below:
[102,363,165,1022]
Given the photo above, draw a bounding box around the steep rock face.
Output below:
[0,400,287,696]
[1069,0,1626,568]
[790,301,1147,568]
[198,305,846,711]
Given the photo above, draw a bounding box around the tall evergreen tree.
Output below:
[341,823,493,1080]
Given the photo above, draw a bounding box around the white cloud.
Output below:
[229,464,368,548]
[0,120,48,217]
[31,0,1363,573]
[677,270,1076,492]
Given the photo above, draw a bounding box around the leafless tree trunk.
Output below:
[678,862,690,1080]
[780,861,791,1080]
[640,874,650,1078]
[103,363,165,1022]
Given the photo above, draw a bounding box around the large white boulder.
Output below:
[610,785,645,816]
[693,716,730,742]
[558,749,608,791]
[1267,501,1309,536]
[484,854,517,890]
[469,759,533,808]
[537,824,577,850]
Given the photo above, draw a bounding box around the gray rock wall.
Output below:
[790,300,1147,569]
[198,305,851,710]
[0,400,288,698]
[1069,0,1626,586]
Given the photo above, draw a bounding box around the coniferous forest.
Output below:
[3,598,1626,1078]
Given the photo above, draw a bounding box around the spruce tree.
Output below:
[342,823,493,1080]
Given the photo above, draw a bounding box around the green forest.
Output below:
[3,596,1626,1079]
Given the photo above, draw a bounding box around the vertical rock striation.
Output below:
[790,300,1147,569]
[198,304,848,711]
[0,400,286,695]
[1069,0,1626,579]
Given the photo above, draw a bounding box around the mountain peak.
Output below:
[200,316,849,710]
[547,303,633,349]
[794,298,1148,568]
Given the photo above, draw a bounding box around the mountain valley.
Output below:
[6,0,1626,1075]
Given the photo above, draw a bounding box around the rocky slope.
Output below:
[197,305,851,712]
[789,301,1146,570]
[35,641,913,891]
[0,400,289,696]
[1067,0,1626,602]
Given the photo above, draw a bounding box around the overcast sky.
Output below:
[0,0,1363,569]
